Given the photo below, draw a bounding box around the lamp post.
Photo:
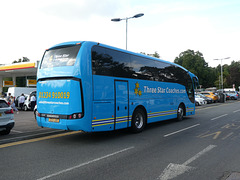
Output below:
[111,13,144,50]
[214,57,230,92]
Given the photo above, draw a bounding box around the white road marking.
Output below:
[11,130,23,133]
[37,146,134,180]
[211,114,228,121]
[163,124,200,137]
[222,132,234,140]
[233,109,240,113]
[182,144,216,166]
[158,145,216,180]
[159,163,194,180]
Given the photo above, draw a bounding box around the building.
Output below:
[0,61,39,95]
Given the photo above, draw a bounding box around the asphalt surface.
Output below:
[0,99,240,180]
[0,110,65,144]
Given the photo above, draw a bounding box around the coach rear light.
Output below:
[78,113,82,118]
[73,114,77,119]
[67,113,82,119]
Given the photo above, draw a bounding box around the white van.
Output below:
[7,87,36,98]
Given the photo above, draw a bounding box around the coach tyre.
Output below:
[176,104,184,121]
[131,108,146,133]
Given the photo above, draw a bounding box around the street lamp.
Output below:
[111,13,144,50]
[214,57,230,91]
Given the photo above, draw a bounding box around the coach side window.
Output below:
[92,46,113,76]
[186,75,194,103]
[131,56,157,80]
[105,48,132,78]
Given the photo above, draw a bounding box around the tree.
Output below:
[174,49,217,88]
[140,51,160,58]
[150,51,160,58]
[225,61,240,89]
[12,57,30,64]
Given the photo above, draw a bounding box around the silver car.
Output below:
[0,99,15,135]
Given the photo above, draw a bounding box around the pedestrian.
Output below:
[30,95,36,111]
[6,93,11,105]
[1,92,6,98]
[10,96,19,113]
[19,93,25,110]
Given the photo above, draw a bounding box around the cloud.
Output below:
[39,0,121,21]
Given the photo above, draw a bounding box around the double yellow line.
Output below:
[0,131,80,149]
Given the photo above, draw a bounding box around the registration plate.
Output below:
[49,118,60,123]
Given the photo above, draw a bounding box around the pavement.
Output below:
[0,110,65,144]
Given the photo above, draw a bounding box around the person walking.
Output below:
[19,93,25,110]
[30,95,36,111]
[9,96,19,113]
[6,93,11,105]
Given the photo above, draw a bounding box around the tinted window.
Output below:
[105,48,132,78]
[41,45,81,69]
[92,46,112,76]
[186,74,194,103]
[92,46,132,78]
[91,46,192,88]
[131,56,158,80]
[0,100,9,108]
[154,61,170,82]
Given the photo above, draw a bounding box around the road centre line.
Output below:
[164,124,200,137]
[233,109,240,113]
[211,114,228,121]
[37,146,134,180]
[0,131,80,149]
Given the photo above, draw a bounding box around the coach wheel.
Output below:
[131,108,146,133]
[176,104,184,121]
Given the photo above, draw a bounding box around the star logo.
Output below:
[134,88,139,95]
[134,82,142,96]
[135,82,140,89]
[138,90,142,96]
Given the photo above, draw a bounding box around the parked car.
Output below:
[195,95,207,106]
[0,98,14,135]
[23,94,32,111]
[201,92,218,102]
[197,93,213,104]
[225,91,238,100]
[214,92,221,102]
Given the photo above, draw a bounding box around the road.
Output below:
[1,100,240,180]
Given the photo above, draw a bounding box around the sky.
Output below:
[1,0,240,67]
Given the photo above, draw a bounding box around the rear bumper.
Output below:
[36,117,90,132]
[0,122,15,130]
